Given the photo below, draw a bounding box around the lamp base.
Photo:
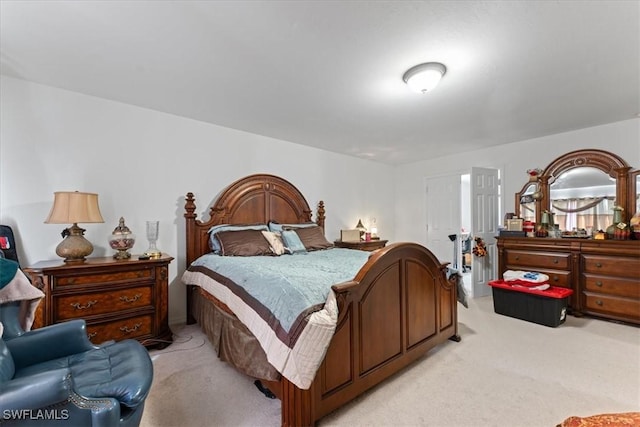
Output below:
[144,250,162,260]
[56,224,94,263]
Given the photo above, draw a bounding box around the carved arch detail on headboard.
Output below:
[208,174,313,226]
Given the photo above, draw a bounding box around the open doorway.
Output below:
[460,174,472,297]
[426,167,500,299]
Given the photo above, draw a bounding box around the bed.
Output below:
[182,173,459,426]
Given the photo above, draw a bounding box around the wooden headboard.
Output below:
[184,174,325,266]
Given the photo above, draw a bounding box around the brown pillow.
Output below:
[294,226,334,251]
[216,229,272,256]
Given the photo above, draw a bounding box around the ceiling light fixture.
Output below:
[403,62,447,94]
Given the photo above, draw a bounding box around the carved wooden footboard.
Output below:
[183,174,458,426]
[264,242,458,426]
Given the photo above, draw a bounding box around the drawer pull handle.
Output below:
[120,323,142,334]
[515,256,520,261]
[120,294,142,304]
[71,300,98,310]
[595,300,603,306]
[595,262,602,268]
[552,276,559,282]
[88,332,97,339]
[553,259,558,264]
[596,281,603,287]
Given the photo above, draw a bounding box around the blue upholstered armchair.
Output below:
[0,292,153,427]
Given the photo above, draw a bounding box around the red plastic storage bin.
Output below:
[488,280,573,327]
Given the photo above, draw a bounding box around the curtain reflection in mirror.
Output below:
[551,197,614,232]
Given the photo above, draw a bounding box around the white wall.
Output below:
[0,76,395,325]
[3,75,638,324]
[394,118,640,245]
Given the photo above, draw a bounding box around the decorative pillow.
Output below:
[216,229,273,257]
[280,229,307,254]
[268,221,317,233]
[293,226,333,251]
[261,231,286,256]
[557,412,640,427]
[208,224,268,253]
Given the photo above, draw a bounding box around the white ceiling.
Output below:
[1,1,638,165]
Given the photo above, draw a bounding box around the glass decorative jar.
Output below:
[109,217,135,259]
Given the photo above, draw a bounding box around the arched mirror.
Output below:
[515,182,538,222]
[516,149,632,229]
[548,166,616,232]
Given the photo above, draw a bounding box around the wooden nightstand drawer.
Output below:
[86,314,153,344]
[25,254,173,349]
[334,239,388,252]
[583,275,640,298]
[55,285,152,320]
[56,268,153,287]
[582,255,640,277]
[504,250,570,270]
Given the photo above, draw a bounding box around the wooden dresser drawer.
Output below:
[542,271,572,288]
[55,285,153,320]
[583,294,640,322]
[504,250,571,270]
[86,314,153,344]
[582,255,640,278]
[583,275,640,299]
[56,268,153,288]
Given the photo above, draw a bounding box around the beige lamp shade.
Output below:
[45,191,104,224]
[45,191,104,263]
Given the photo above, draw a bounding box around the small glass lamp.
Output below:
[370,217,379,240]
[44,191,104,263]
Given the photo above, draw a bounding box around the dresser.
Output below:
[333,239,388,251]
[24,254,173,348]
[497,237,640,325]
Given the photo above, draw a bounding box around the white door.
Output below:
[470,167,500,297]
[425,175,461,266]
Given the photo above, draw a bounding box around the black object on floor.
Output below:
[254,380,276,399]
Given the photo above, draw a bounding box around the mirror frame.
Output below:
[630,169,640,219]
[520,149,632,224]
[514,181,540,221]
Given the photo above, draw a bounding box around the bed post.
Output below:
[316,201,325,230]
[281,378,314,427]
[184,192,198,324]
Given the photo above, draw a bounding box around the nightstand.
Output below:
[23,254,173,349]
[333,239,388,252]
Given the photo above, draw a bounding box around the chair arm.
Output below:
[1,368,122,427]
[6,320,98,369]
[0,368,73,411]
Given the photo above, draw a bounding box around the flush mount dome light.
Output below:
[403,62,447,93]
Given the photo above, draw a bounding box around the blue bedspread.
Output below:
[189,248,370,333]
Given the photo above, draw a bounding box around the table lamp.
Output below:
[45,191,104,263]
[355,219,367,239]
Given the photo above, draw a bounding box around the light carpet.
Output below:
[141,296,640,427]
